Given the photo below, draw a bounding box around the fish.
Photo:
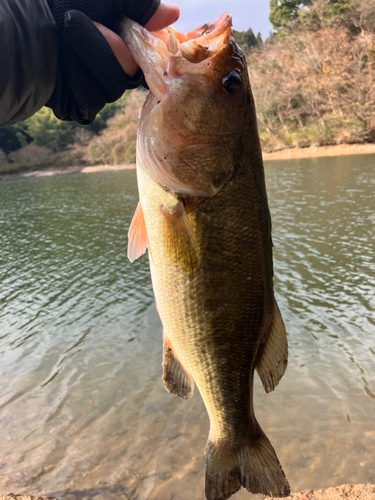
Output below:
[121,12,290,500]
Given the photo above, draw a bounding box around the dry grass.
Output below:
[72,90,145,165]
[0,144,62,175]
[249,26,375,152]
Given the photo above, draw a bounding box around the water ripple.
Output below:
[0,159,375,498]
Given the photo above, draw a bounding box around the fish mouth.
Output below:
[120,13,232,100]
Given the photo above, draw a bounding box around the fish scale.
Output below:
[124,12,290,500]
[139,162,268,441]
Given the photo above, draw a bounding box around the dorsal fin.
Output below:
[127,201,148,262]
[256,299,288,393]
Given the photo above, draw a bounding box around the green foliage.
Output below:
[1,91,129,156]
[0,122,31,154]
[0,89,135,174]
[24,107,77,151]
[233,28,259,51]
[269,0,311,29]
[81,91,129,134]
[328,0,355,17]
[269,0,375,32]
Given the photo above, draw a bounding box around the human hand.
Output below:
[46,0,179,124]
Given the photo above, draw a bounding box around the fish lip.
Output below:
[120,13,233,98]
[120,17,170,100]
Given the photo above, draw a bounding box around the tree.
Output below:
[330,0,375,34]
[248,21,375,150]
[269,0,311,29]
[233,28,258,51]
[1,91,130,156]
[0,122,31,154]
[270,0,375,32]
[350,0,375,33]
[328,0,355,17]
[24,107,77,151]
[72,90,144,166]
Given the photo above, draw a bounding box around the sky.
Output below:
[171,0,273,39]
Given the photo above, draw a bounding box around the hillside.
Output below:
[250,0,375,151]
[0,0,374,174]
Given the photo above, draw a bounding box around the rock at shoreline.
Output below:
[268,484,375,499]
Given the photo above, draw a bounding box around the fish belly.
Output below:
[136,159,290,498]
[139,159,272,439]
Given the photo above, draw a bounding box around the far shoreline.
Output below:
[1,143,375,180]
[262,142,375,161]
[0,163,136,180]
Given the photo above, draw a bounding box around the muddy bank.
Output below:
[2,485,375,500]
[263,143,375,161]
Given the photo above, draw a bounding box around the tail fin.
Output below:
[205,427,290,500]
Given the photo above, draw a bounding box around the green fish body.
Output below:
[124,13,290,500]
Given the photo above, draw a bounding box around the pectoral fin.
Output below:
[256,299,288,393]
[162,338,194,400]
[127,201,148,262]
[161,202,199,276]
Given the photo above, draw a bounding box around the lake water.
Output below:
[0,155,374,500]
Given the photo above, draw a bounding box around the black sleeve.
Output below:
[0,0,59,127]
[0,0,159,128]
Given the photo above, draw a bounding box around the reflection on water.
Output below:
[0,156,374,499]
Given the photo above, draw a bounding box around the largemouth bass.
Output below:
[122,13,290,500]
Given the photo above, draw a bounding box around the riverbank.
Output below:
[262,143,375,161]
[2,484,375,500]
[0,163,136,180]
[1,143,375,181]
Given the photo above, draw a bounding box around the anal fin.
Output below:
[256,299,288,393]
[162,338,194,400]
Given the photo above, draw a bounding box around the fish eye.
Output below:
[221,71,242,95]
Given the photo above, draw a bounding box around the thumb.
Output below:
[145,3,180,31]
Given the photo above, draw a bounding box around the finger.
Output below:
[93,21,139,77]
[145,3,180,31]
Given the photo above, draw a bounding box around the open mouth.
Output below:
[120,13,233,99]
[151,12,232,62]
